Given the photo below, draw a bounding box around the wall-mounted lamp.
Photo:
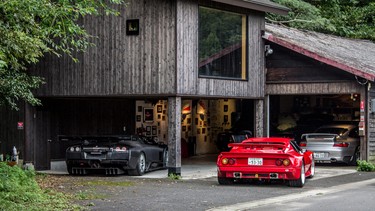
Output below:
[265,45,273,56]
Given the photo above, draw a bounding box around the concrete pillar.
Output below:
[167,97,182,175]
[254,99,264,137]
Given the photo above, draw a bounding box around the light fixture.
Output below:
[265,45,273,56]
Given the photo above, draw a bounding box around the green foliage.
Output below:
[76,189,106,200]
[0,162,82,210]
[268,0,375,41]
[357,160,375,172]
[0,0,127,110]
[268,0,335,32]
[168,173,181,180]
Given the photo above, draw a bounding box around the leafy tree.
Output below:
[268,0,375,41]
[0,0,126,110]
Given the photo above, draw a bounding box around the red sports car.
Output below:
[217,137,315,187]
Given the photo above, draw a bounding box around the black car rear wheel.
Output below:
[67,164,73,175]
[129,153,146,176]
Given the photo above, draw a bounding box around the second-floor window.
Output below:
[198,7,247,80]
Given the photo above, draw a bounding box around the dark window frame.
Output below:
[198,6,248,80]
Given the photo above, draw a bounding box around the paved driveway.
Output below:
[43,155,372,211]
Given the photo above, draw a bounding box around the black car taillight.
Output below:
[113,146,127,152]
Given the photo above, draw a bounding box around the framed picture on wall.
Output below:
[224,105,228,112]
[224,115,228,123]
[138,106,142,112]
[152,126,157,135]
[136,115,141,122]
[126,19,139,36]
[144,108,154,122]
[157,105,162,113]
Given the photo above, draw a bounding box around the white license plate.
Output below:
[248,158,263,165]
[314,152,325,159]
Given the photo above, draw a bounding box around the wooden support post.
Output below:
[254,99,264,137]
[167,97,182,176]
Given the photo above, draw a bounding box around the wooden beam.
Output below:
[167,97,182,176]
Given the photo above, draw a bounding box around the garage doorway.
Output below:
[269,94,360,142]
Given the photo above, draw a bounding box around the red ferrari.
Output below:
[217,137,315,187]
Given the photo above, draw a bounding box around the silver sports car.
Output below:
[300,124,360,165]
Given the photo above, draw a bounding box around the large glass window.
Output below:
[198,7,247,79]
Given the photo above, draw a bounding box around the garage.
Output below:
[22,97,256,171]
[269,94,360,142]
[264,24,374,161]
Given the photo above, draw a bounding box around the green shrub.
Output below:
[357,160,375,172]
[0,162,81,210]
[168,173,181,180]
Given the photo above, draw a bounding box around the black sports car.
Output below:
[63,135,168,176]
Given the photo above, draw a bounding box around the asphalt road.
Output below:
[63,166,375,211]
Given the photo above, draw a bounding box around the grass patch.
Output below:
[76,189,106,200]
[0,162,83,211]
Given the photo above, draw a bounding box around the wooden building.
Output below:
[263,24,375,163]
[0,0,289,173]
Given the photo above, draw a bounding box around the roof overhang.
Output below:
[262,31,375,82]
[212,0,290,15]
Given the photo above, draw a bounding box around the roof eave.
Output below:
[262,32,375,82]
[212,0,290,15]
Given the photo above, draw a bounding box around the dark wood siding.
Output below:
[0,104,25,160]
[33,0,177,97]
[368,88,375,162]
[266,44,354,83]
[43,98,136,160]
[176,0,265,98]
[266,43,363,95]
[32,0,266,99]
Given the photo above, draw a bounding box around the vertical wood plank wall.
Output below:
[0,104,25,159]
[368,88,375,162]
[176,0,265,98]
[33,0,177,97]
[32,0,265,99]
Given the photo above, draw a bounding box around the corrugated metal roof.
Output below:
[264,24,375,81]
[212,0,290,15]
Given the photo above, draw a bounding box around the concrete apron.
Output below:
[41,154,357,180]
